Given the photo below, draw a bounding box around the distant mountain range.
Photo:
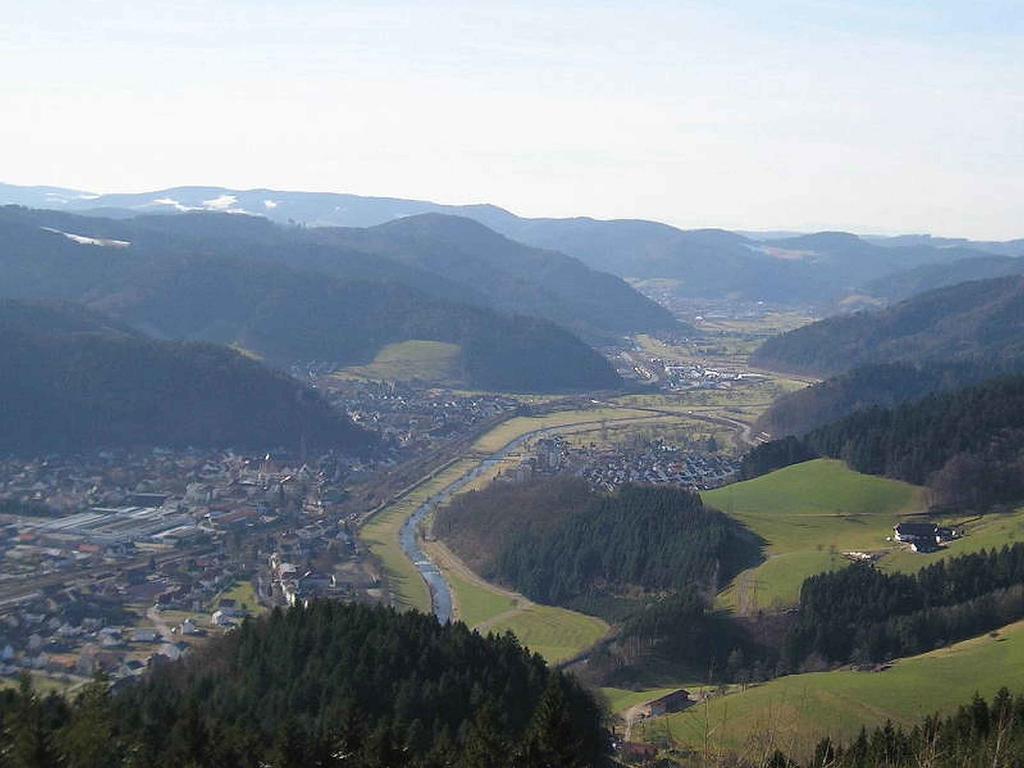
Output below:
[0,206,622,393]
[0,300,372,455]
[3,182,1020,305]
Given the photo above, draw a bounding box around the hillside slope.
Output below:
[0,207,622,392]
[747,375,1024,511]
[756,358,1024,437]
[0,300,372,454]
[752,276,1024,377]
[0,202,676,340]
[859,254,1024,303]
[316,213,682,339]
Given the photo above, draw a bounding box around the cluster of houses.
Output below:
[319,378,520,455]
[1,589,183,686]
[500,436,739,492]
[893,521,960,553]
[0,448,366,585]
[0,441,393,689]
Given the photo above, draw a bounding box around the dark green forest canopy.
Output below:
[785,544,1024,667]
[751,275,1024,378]
[437,478,763,608]
[0,300,372,455]
[0,602,609,767]
[756,357,1024,439]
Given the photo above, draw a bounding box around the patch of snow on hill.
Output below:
[41,227,131,248]
[202,194,238,211]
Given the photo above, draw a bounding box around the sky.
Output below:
[2,1,1022,238]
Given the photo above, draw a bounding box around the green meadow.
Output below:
[704,459,925,610]
[646,620,1024,759]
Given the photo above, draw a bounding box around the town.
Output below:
[0,381,528,691]
[498,435,740,491]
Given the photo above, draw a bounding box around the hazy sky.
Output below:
[2,1,1022,238]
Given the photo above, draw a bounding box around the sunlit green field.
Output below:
[335,340,463,384]
[645,620,1024,759]
[217,580,265,617]
[426,534,609,665]
[705,460,924,610]
[483,603,608,665]
[442,565,517,628]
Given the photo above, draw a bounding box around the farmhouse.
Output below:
[638,689,692,717]
[893,521,957,551]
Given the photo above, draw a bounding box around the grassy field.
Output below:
[335,340,462,384]
[705,460,925,611]
[1,672,84,695]
[484,603,608,664]
[645,620,1024,759]
[601,686,698,716]
[216,579,265,617]
[360,458,479,613]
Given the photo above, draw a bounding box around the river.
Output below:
[397,423,574,623]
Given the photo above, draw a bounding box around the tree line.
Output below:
[741,375,1024,512]
[481,482,762,608]
[784,544,1024,667]
[437,478,765,683]
[805,688,1024,768]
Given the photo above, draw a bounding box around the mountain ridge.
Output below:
[4,182,1020,305]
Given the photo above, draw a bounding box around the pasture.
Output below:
[644,619,1024,760]
[705,459,924,610]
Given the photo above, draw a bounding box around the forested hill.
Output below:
[0,602,609,767]
[743,375,1024,510]
[756,357,1024,438]
[436,478,763,608]
[752,275,1024,377]
[314,213,683,339]
[0,207,622,392]
[0,203,676,341]
[0,300,373,455]
[859,254,1024,303]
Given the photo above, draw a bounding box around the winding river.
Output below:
[397,423,577,623]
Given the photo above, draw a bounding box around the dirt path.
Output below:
[145,607,173,639]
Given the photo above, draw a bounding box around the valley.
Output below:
[6,5,1024,764]
[0,187,1022,768]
